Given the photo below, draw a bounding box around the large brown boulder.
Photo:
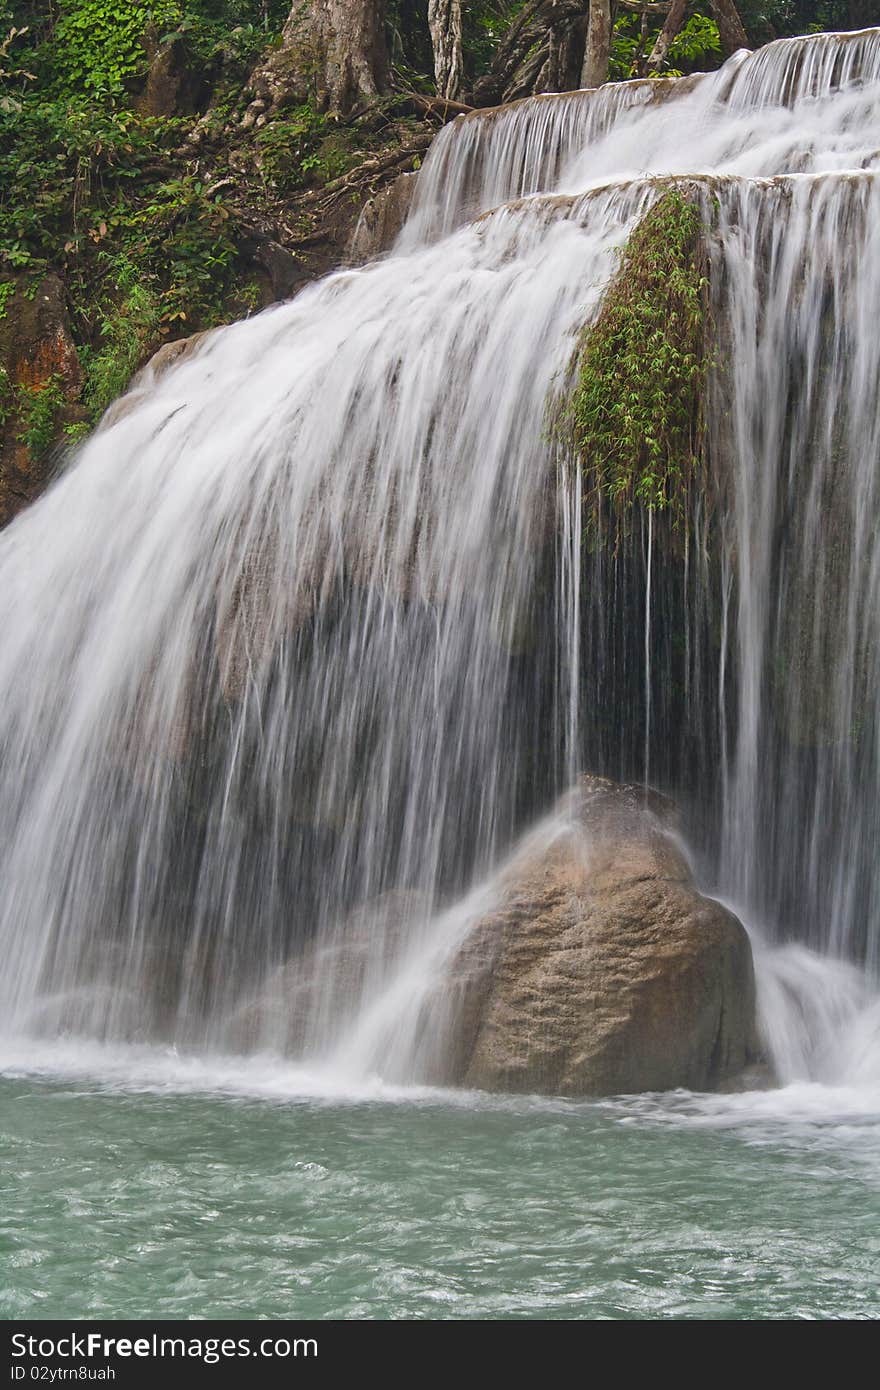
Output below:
[441,776,759,1096]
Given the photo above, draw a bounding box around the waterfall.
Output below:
[402,25,880,248]
[0,189,637,1048]
[2,30,880,1088]
[714,173,880,973]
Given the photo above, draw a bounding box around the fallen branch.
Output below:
[305,134,433,204]
[399,92,474,121]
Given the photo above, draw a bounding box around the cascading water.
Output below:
[714,173,880,972]
[2,29,880,1092]
[0,189,636,1050]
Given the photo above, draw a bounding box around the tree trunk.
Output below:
[548,7,587,91]
[245,0,389,121]
[710,0,749,57]
[428,0,463,101]
[472,0,597,107]
[647,0,688,72]
[581,0,612,88]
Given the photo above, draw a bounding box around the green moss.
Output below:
[565,189,710,529]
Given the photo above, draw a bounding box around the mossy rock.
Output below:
[562,187,711,536]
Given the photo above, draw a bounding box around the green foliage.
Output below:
[566,190,709,524]
[0,2,308,319]
[256,106,360,191]
[12,0,289,102]
[668,15,722,67]
[609,14,642,79]
[169,3,289,107]
[51,1,183,98]
[386,2,529,88]
[387,0,433,86]
[0,91,187,270]
[738,2,880,45]
[0,0,869,477]
[176,17,274,71]
[0,1,335,460]
[0,90,249,378]
[0,15,30,94]
[78,256,163,420]
[62,419,91,443]
[0,362,11,426]
[610,10,722,80]
[15,373,67,459]
[109,175,241,322]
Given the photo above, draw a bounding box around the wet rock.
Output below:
[224,890,431,1053]
[0,275,84,527]
[98,328,219,433]
[348,172,418,263]
[443,775,759,1096]
[139,328,216,382]
[236,232,310,303]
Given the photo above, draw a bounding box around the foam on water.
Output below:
[2,925,879,1151]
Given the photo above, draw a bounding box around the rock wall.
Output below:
[0,276,85,528]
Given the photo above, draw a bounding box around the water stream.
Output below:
[2,28,880,1319]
